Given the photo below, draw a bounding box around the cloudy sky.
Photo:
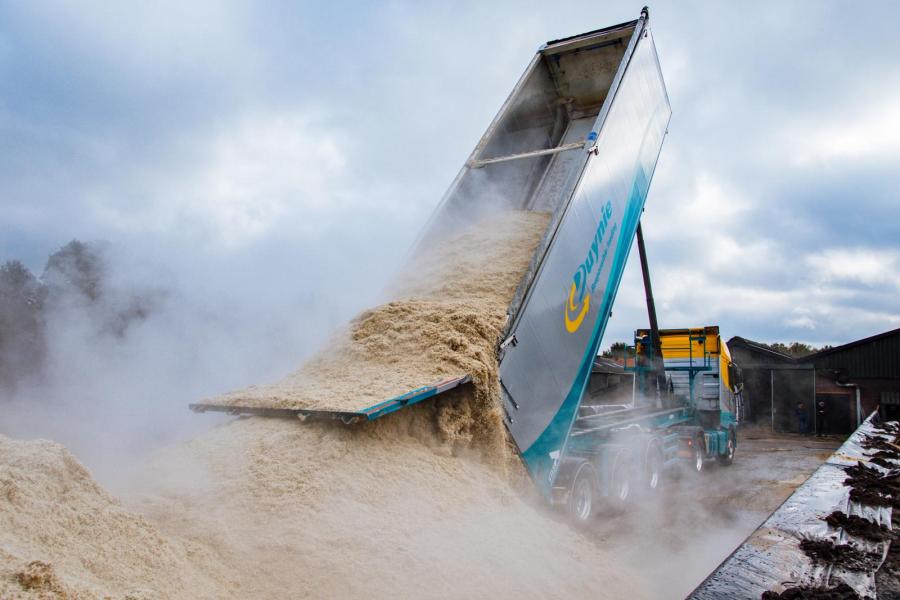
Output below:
[2,0,899,353]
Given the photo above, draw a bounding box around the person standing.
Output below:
[816,400,827,437]
[796,402,808,435]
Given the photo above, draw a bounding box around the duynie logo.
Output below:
[564,200,614,333]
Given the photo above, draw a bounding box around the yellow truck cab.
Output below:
[636,326,742,420]
[632,325,743,466]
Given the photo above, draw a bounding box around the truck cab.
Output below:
[631,326,743,469]
[556,326,743,525]
[634,326,742,424]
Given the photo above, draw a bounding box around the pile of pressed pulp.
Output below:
[0,415,646,599]
[1,211,648,598]
[0,435,231,599]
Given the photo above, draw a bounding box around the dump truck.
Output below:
[193,8,709,522]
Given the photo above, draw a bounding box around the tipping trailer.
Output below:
[192,8,678,516]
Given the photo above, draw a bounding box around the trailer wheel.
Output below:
[567,463,597,525]
[717,429,736,466]
[610,453,633,505]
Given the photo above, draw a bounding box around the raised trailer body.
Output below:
[460,9,671,498]
[192,9,673,506]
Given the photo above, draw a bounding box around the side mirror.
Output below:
[728,363,743,391]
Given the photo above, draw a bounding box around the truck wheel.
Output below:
[610,454,632,504]
[567,463,597,525]
[717,429,736,466]
[645,445,664,492]
[691,435,705,474]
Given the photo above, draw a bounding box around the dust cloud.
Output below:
[0,233,386,484]
[0,210,650,599]
[595,431,841,599]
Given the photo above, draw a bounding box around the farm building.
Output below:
[728,327,900,434]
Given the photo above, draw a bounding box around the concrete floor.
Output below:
[587,430,843,600]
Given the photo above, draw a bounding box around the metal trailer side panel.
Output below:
[500,26,671,497]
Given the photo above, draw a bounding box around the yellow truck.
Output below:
[631,325,744,467]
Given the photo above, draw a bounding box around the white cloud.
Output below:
[190,114,347,245]
[14,1,258,82]
[85,113,357,248]
[806,247,900,288]
[646,172,749,241]
[784,314,816,330]
[788,90,900,164]
[614,243,900,346]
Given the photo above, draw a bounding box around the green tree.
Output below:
[787,342,817,357]
[42,239,162,337]
[764,341,821,358]
[601,341,628,359]
[42,240,105,304]
[0,260,47,388]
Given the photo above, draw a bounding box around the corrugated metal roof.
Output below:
[810,329,900,379]
[592,356,625,374]
[727,336,796,363]
[808,328,900,357]
[728,329,900,380]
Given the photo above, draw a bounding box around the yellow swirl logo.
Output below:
[563,200,613,334]
[565,282,590,332]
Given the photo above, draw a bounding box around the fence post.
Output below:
[770,369,775,432]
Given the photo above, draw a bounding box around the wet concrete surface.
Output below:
[587,430,843,599]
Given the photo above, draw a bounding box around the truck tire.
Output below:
[567,462,597,525]
[717,428,736,466]
[645,444,664,492]
[610,451,633,505]
[690,434,705,474]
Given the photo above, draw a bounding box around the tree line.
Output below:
[0,240,160,391]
